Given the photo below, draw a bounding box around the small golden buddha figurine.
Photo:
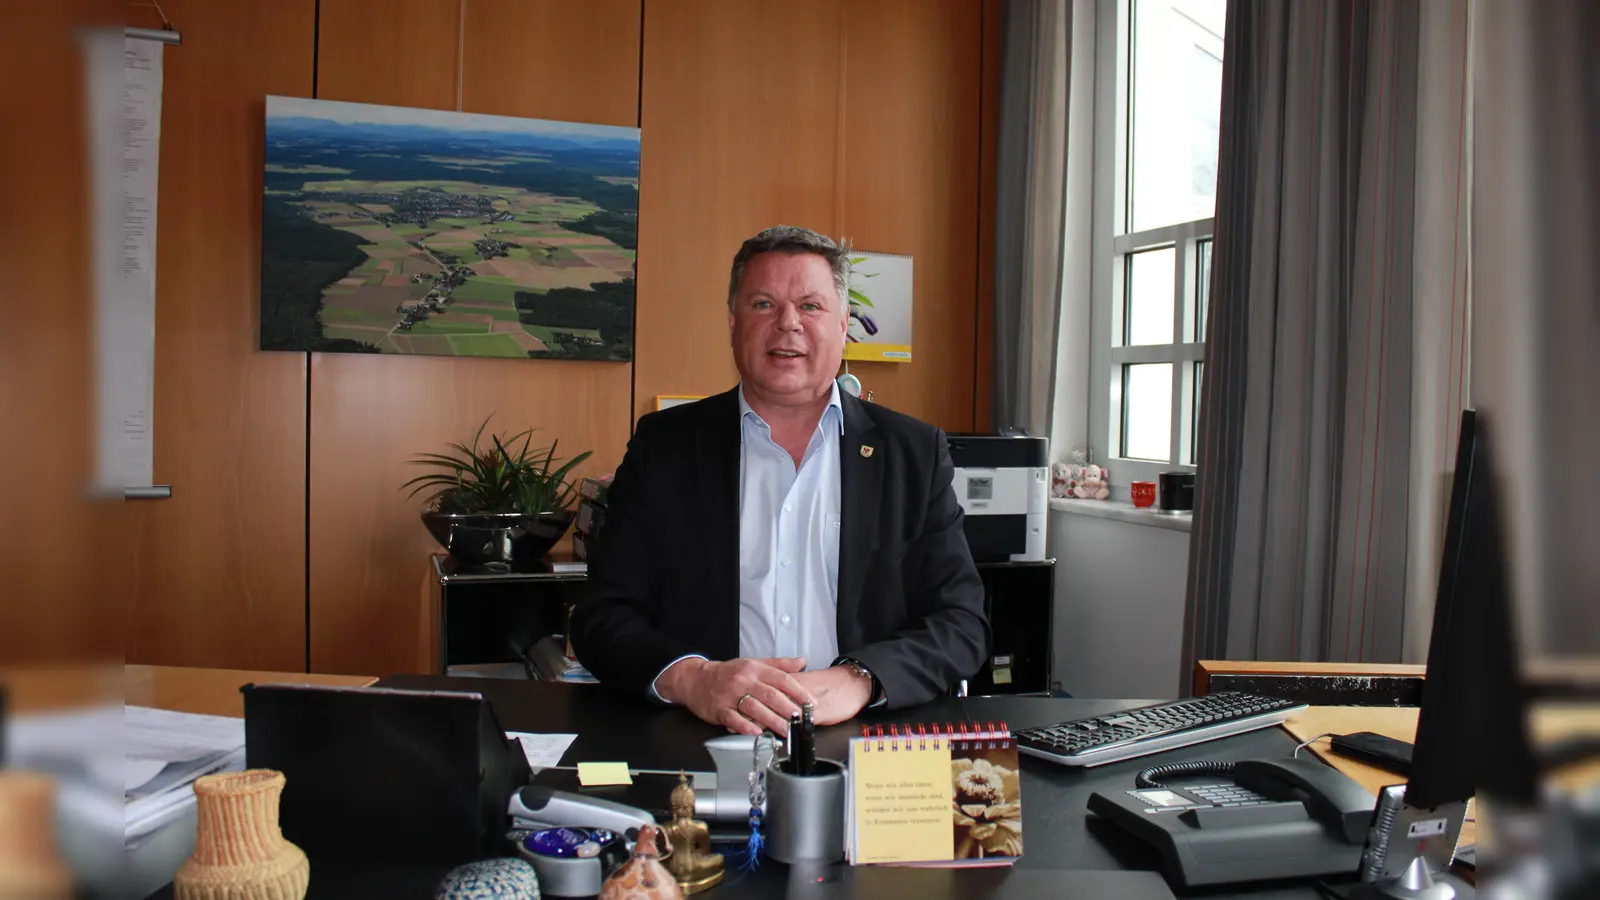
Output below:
[662,771,724,894]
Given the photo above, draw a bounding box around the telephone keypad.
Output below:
[1186,783,1272,807]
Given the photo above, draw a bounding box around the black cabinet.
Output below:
[430,554,586,676]
[966,559,1056,697]
[430,554,1057,694]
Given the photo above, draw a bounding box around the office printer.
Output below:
[946,434,1048,563]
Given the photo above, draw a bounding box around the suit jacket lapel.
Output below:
[836,395,882,648]
[698,389,742,659]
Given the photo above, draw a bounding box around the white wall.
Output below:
[1049,505,1191,700]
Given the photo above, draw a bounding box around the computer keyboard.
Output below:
[1015,692,1307,768]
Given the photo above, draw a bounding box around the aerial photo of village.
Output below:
[259,96,639,361]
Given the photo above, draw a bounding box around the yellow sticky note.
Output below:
[577,762,633,786]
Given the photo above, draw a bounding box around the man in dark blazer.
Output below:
[570,225,989,736]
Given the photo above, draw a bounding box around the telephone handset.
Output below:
[1233,757,1378,842]
[1087,756,1378,888]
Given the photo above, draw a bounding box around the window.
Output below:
[1090,0,1225,483]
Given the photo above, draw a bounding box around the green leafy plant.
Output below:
[402,415,592,516]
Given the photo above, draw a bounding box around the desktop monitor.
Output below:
[1405,408,1537,811]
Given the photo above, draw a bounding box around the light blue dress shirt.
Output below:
[734,382,844,667]
[649,383,844,699]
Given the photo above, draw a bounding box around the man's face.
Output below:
[728,251,848,404]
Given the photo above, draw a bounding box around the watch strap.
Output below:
[834,656,883,705]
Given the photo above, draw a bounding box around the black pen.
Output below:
[788,709,802,771]
[796,701,816,775]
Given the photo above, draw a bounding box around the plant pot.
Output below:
[422,507,575,568]
[174,769,309,900]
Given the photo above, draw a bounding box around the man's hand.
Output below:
[791,664,874,727]
[656,657,815,736]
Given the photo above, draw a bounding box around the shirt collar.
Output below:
[738,381,845,438]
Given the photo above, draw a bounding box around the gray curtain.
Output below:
[1471,0,1600,663]
[1181,0,1474,685]
[993,0,1069,439]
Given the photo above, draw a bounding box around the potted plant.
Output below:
[403,416,591,567]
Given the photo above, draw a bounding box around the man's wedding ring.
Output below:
[736,693,755,716]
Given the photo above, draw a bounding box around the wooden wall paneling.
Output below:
[974,0,1002,433]
[631,0,846,422]
[124,0,317,670]
[315,0,463,111]
[309,0,639,676]
[0,0,129,665]
[462,0,641,127]
[837,0,984,432]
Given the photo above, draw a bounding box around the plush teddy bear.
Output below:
[1050,462,1072,499]
[1072,463,1111,500]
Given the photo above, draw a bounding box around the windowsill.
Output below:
[1049,497,1193,533]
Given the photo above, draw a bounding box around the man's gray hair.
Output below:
[726,225,852,312]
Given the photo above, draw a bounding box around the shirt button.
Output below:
[783,503,792,513]
[780,614,792,627]
[781,558,792,567]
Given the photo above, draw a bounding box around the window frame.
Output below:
[1087,0,1215,488]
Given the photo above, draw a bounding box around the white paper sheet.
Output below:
[123,758,168,793]
[125,747,245,844]
[506,732,578,770]
[124,706,244,763]
[121,707,247,846]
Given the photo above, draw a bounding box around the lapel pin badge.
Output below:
[860,445,875,458]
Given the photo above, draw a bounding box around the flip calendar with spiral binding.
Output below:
[845,722,1023,866]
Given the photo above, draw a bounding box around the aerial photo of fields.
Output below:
[259,96,638,360]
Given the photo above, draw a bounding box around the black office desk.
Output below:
[146,676,1357,900]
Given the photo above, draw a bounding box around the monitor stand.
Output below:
[1351,855,1474,899]
[1353,793,1474,900]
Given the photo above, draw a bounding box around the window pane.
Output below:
[1125,247,1175,346]
[1190,361,1204,463]
[1122,363,1173,461]
[1193,238,1212,341]
[1127,0,1227,233]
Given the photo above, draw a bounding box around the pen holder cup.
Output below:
[764,756,846,865]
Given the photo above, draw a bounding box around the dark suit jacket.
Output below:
[568,387,990,710]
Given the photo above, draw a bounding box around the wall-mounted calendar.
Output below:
[843,251,914,363]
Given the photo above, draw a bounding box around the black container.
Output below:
[1158,472,1195,513]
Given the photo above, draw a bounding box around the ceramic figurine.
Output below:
[0,772,73,899]
[662,773,724,894]
[597,823,682,900]
[174,769,310,900]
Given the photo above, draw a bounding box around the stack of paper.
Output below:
[124,706,245,849]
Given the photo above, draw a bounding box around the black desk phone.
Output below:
[1088,756,1377,887]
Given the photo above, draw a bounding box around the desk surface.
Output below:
[371,674,1351,900]
[133,666,1463,900]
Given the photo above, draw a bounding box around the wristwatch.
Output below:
[833,656,885,707]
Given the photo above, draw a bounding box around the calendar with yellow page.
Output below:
[846,722,1024,867]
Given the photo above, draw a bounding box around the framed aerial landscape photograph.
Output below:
[259,96,639,361]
